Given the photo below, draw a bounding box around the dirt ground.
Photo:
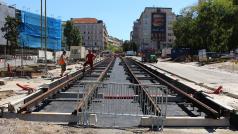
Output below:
[0,90,15,101]
[0,63,84,107]
[0,118,237,134]
[202,61,238,74]
[0,59,101,104]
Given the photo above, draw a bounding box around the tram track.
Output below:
[1,57,233,128]
[122,57,230,119]
[17,57,115,114]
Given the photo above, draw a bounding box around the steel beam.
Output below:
[3,112,96,125]
[140,117,230,127]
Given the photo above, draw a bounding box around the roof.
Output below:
[71,18,98,24]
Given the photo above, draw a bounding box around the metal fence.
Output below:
[76,81,168,130]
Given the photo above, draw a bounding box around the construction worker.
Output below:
[83,50,96,73]
[58,51,68,77]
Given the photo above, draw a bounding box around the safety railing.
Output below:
[76,81,168,130]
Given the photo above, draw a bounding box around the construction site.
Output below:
[1,0,238,134]
[0,55,237,133]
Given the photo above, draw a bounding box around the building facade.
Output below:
[108,36,123,47]
[71,18,108,50]
[131,7,176,52]
[0,3,15,47]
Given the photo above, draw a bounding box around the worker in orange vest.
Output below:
[58,51,68,77]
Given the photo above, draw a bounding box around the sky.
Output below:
[3,0,198,40]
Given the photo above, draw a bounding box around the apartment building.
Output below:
[131,7,176,52]
[108,36,123,47]
[72,18,108,50]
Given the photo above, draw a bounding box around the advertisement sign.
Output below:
[151,13,166,41]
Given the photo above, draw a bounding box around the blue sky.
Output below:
[4,0,198,40]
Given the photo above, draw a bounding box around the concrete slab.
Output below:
[140,116,230,127]
[3,112,80,122]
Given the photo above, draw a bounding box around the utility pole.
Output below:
[44,0,48,74]
[41,0,47,75]
[41,0,42,50]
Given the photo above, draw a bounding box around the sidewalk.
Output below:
[132,56,238,110]
[152,61,238,97]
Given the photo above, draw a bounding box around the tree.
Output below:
[122,41,129,52]
[1,16,20,55]
[71,27,82,47]
[106,43,123,53]
[122,41,137,52]
[228,2,238,50]
[63,21,82,50]
[173,0,238,52]
[197,0,234,52]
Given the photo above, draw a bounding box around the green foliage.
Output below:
[63,21,82,50]
[106,43,123,53]
[1,16,20,54]
[173,0,238,52]
[71,27,82,47]
[122,41,137,52]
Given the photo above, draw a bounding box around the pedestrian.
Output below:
[58,51,68,77]
[83,50,96,74]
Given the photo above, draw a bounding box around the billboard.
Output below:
[151,12,166,41]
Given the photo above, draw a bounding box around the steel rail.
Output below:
[18,58,110,114]
[73,57,115,114]
[122,58,161,116]
[128,58,219,118]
